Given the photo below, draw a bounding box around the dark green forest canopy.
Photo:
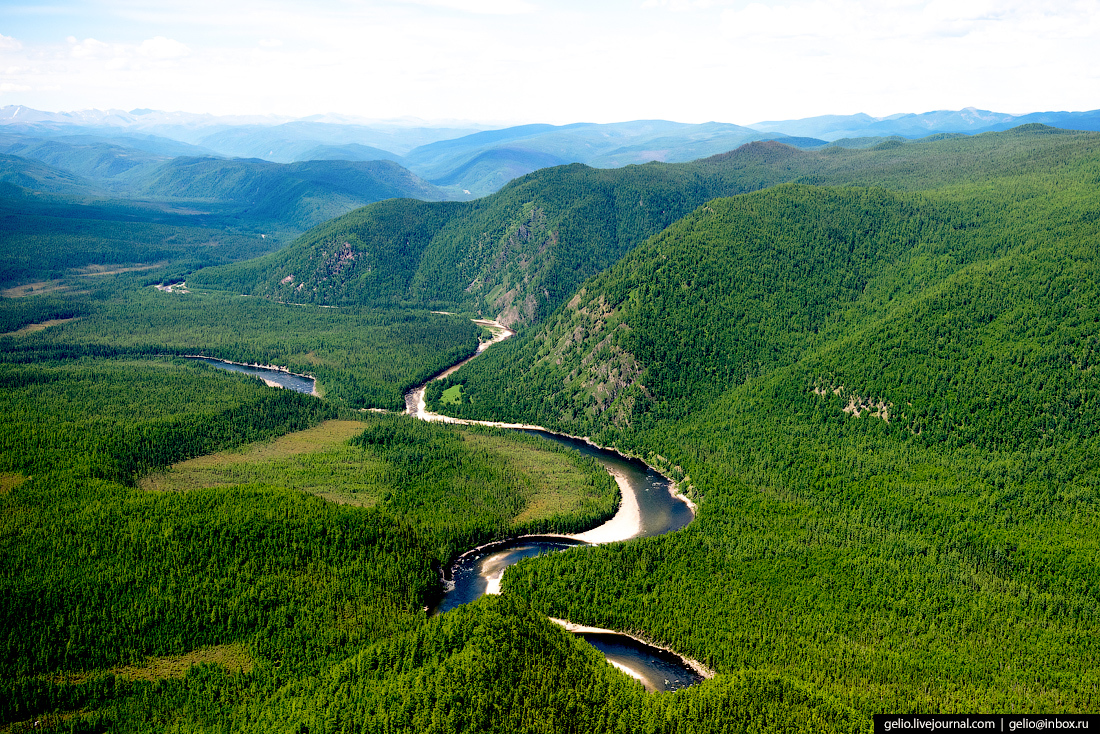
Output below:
[5,123,1100,731]
[0,363,620,729]
[0,289,480,409]
[193,125,1100,327]
[426,130,1100,716]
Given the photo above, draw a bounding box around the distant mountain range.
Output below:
[3,104,1100,201]
[750,107,1100,141]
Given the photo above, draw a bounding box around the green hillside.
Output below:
[197,126,1097,328]
[0,183,280,287]
[140,157,454,231]
[425,129,1100,715]
[0,153,99,196]
[191,152,809,322]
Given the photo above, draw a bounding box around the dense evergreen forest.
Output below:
[431,127,1100,715]
[4,123,1100,731]
[193,124,1098,327]
[2,286,480,409]
[0,186,282,287]
[0,359,621,730]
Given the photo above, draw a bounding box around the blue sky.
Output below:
[1,0,1097,124]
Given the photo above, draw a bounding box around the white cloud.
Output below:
[68,37,114,59]
[0,83,32,92]
[137,36,191,59]
[1,0,1098,124]
[641,0,720,9]
[398,0,537,14]
[0,34,23,52]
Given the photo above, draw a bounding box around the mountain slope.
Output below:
[0,153,101,196]
[294,143,406,163]
[424,139,1100,714]
[140,157,454,231]
[195,125,1100,327]
[192,154,809,319]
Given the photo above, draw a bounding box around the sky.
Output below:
[0,0,1098,126]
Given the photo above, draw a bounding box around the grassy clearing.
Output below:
[0,280,74,298]
[141,419,382,506]
[0,473,26,494]
[0,318,79,337]
[441,384,462,405]
[47,643,254,687]
[74,263,168,277]
[141,418,614,525]
[459,431,614,525]
[111,643,253,681]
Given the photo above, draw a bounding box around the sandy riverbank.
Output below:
[549,618,716,681]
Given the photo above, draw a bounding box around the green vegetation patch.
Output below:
[142,419,379,506]
[436,134,1100,715]
[440,383,463,405]
[1,291,479,409]
[0,358,335,483]
[0,473,25,495]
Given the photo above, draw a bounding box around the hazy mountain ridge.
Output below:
[400,120,821,195]
[7,105,1098,198]
[752,106,1100,141]
[139,156,454,230]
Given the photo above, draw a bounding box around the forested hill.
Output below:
[192,125,1097,326]
[139,157,455,232]
[0,153,99,196]
[435,169,1100,440]
[437,123,1100,438]
[420,127,1100,714]
[191,157,793,320]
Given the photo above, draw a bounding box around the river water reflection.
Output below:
[187,357,316,394]
[198,351,704,692]
[436,428,701,693]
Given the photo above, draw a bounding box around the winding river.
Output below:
[405,321,709,693]
[198,325,709,692]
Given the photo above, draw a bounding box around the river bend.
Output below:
[196,329,709,692]
[407,320,709,693]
